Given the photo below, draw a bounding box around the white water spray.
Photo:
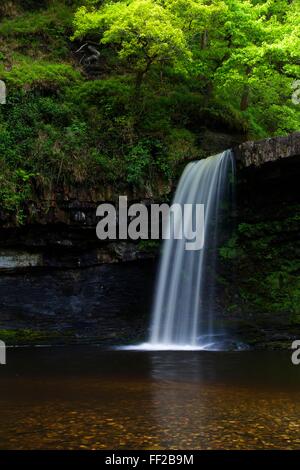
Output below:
[148,150,235,349]
[119,150,235,351]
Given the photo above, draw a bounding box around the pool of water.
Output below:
[0,347,299,449]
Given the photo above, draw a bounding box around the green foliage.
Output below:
[0,2,73,36]
[73,0,300,134]
[264,265,300,320]
[125,141,153,186]
[0,59,81,88]
[0,1,75,62]
[138,239,160,251]
[73,0,191,85]
[0,328,66,345]
[222,211,300,320]
[0,0,299,222]
[0,165,36,223]
[219,235,244,260]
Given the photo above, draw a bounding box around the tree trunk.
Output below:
[134,71,144,101]
[240,67,251,111]
[240,85,250,111]
[201,30,209,49]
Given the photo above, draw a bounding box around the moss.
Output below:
[220,205,300,322]
[219,235,245,260]
[137,240,160,252]
[0,328,73,346]
[1,58,81,88]
[0,2,73,36]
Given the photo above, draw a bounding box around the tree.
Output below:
[209,0,300,134]
[165,0,300,135]
[73,0,300,136]
[72,0,191,97]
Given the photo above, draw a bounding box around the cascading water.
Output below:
[149,150,235,350]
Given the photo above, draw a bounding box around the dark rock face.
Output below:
[234,132,300,168]
[237,154,300,209]
[0,185,160,345]
[0,260,156,345]
[220,135,300,346]
[0,132,300,346]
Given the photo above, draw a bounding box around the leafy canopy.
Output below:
[73,0,300,135]
[73,0,191,77]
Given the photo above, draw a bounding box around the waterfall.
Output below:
[149,150,235,349]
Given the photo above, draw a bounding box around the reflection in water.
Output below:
[0,348,299,449]
[149,351,300,449]
[149,352,209,449]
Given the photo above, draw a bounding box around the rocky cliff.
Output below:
[235,132,300,168]
[0,132,299,347]
[222,132,300,348]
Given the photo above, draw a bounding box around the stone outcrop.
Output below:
[0,131,299,347]
[0,132,299,272]
[234,132,300,168]
[0,259,156,345]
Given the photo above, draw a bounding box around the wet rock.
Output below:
[234,132,300,168]
[0,260,156,346]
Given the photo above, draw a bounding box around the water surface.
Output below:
[0,348,299,449]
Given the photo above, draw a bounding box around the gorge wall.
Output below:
[222,132,300,347]
[0,132,299,347]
